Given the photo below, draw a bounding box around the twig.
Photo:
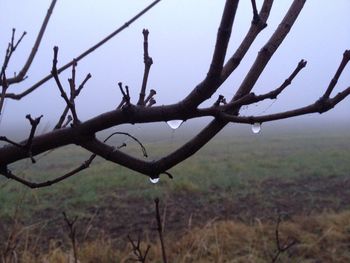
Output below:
[5,0,57,85]
[1,29,27,80]
[144,89,156,105]
[222,58,307,110]
[271,213,298,262]
[127,234,151,263]
[323,49,350,98]
[5,0,162,100]
[250,0,260,24]
[0,114,43,163]
[0,153,97,188]
[0,129,147,188]
[154,198,168,263]
[117,82,131,108]
[146,97,156,107]
[62,212,79,263]
[137,29,153,106]
[51,47,79,124]
[103,131,148,158]
[55,65,91,129]
[218,86,350,124]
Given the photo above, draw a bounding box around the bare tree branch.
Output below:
[4,0,57,85]
[51,47,79,124]
[323,50,350,98]
[181,0,240,109]
[4,0,162,100]
[154,198,168,263]
[0,1,349,187]
[137,29,153,106]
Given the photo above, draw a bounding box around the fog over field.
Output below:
[0,0,349,138]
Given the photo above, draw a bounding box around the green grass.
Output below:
[1,130,349,219]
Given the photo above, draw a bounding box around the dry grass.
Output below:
[3,211,350,262]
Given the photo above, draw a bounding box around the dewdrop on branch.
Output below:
[150,177,160,184]
[166,120,183,130]
[251,122,261,134]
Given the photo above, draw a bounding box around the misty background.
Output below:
[0,0,349,139]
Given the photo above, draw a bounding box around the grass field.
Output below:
[0,125,350,262]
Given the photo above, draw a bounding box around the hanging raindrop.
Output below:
[149,177,160,184]
[251,123,261,134]
[166,120,183,130]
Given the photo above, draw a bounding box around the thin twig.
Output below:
[250,0,260,24]
[117,82,131,108]
[55,65,91,129]
[62,212,79,263]
[127,234,151,263]
[103,131,148,158]
[0,154,96,188]
[137,29,153,106]
[5,0,57,85]
[154,198,168,263]
[51,47,79,123]
[271,214,298,262]
[0,114,42,163]
[323,50,350,98]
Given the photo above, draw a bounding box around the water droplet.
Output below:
[149,177,160,184]
[251,123,261,134]
[166,120,183,130]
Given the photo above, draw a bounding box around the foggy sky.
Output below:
[0,0,349,133]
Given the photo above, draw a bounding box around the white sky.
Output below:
[0,0,349,132]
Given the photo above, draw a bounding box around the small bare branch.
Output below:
[323,49,350,98]
[55,72,91,130]
[104,131,148,158]
[1,29,27,79]
[146,98,156,107]
[51,47,79,124]
[127,234,151,263]
[137,29,153,106]
[219,86,350,124]
[223,58,307,110]
[62,212,79,263]
[4,0,161,100]
[250,0,260,24]
[0,153,97,188]
[144,89,156,105]
[154,198,168,263]
[5,0,57,85]
[117,82,131,108]
[271,213,298,262]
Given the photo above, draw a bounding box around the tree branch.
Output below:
[3,0,57,85]
[323,50,350,98]
[219,87,350,124]
[4,0,161,100]
[51,47,79,124]
[137,29,153,106]
[181,0,240,109]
